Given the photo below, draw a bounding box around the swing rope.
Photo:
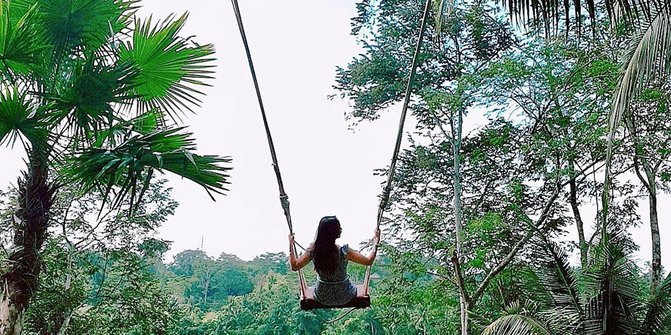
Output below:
[230,0,308,299]
[362,0,432,295]
[231,0,431,305]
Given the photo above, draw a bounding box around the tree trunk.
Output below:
[633,155,662,291]
[646,171,661,291]
[627,115,663,291]
[452,108,468,335]
[0,289,22,335]
[0,157,55,335]
[203,270,211,306]
[568,161,588,267]
[56,309,74,335]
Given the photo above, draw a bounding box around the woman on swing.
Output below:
[289,216,380,306]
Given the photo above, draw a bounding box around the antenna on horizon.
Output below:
[200,235,204,250]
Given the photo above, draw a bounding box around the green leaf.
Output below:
[38,0,137,53]
[637,273,671,334]
[482,314,553,335]
[119,13,216,119]
[0,1,45,82]
[46,56,132,140]
[64,126,231,209]
[0,88,47,147]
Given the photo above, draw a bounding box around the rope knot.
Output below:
[380,186,392,208]
[279,194,290,212]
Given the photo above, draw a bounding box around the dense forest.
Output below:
[0,0,670,334]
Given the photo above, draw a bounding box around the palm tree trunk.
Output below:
[0,156,55,335]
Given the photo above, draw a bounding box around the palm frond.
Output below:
[536,239,582,311]
[63,126,231,210]
[44,55,133,144]
[482,314,553,335]
[609,6,671,141]
[637,273,671,334]
[581,235,642,334]
[38,0,139,54]
[498,0,653,34]
[0,88,48,148]
[531,236,584,331]
[91,110,161,148]
[119,13,216,121]
[0,1,46,84]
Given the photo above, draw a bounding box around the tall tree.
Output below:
[477,37,620,267]
[0,1,230,333]
[0,179,183,334]
[335,1,567,333]
[625,85,671,290]
[459,0,671,253]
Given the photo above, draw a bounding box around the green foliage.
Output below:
[204,273,323,334]
[0,89,47,147]
[482,312,551,335]
[333,0,514,124]
[0,0,231,207]
[0,1,44,79]
[0,2,231,328]
[333,1,671,334]
[0,179,184,335]
[119,13,215,116]
[0,0,670,333]
[485,229,671,335]
[65,127,231,209]
[168,250,254,310]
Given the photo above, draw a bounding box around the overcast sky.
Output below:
[136,0,400,261]
[0,0,668,272]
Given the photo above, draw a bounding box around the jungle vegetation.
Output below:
[0,0,670,334]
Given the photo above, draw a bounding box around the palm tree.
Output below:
[0,1,231,333]
[482,232,671,335]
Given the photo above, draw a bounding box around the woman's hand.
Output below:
[288,234,296,258]
[288,234,312,271]
[288,234,296,257]
[288,234,296,270]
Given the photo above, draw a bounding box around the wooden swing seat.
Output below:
[300,284,371,310]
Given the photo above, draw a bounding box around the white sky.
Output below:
[0,0,668,273]
[137,0,398,261]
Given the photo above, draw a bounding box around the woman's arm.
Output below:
[288,234,311,271]
[346,229,380,266]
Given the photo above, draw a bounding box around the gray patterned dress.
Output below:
[309,244,357,306]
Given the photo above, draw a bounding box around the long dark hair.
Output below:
[312,216,342,274]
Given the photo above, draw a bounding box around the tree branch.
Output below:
[451,251,471,303]
[467,178,561,309]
